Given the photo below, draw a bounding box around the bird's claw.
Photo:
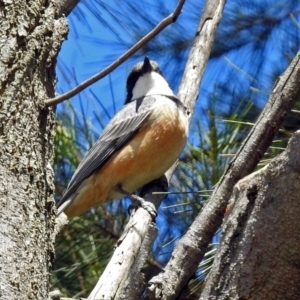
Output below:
[116,184,157,220]
[128,197,157,220]
[140,201,157,220]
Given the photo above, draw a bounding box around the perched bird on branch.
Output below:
[57,57,189,219]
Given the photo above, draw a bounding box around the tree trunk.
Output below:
[200,131,300,299]
[0,1,68,299]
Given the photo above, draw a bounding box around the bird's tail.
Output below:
[56,193,77,216]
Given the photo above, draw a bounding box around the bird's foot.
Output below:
[129,200,157,220]
[115,185,157,220]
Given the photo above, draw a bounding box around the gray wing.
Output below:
[57,96,157,210]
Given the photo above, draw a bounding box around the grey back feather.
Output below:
[57,96,157,212]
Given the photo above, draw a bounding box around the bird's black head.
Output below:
[125,57,163,104]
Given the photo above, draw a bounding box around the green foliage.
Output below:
[54,121,79,198]
[53,213,118,297]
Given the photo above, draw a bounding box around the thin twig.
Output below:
[45,0,185,107]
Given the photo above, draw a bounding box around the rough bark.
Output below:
[0,0,67,299]
[200,131,300,299]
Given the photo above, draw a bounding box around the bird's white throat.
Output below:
[131,72,174,99]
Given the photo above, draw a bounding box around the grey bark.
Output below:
[200,130,300,299]
[0,1,68,299]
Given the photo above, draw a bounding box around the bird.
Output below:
[57,57,189,219]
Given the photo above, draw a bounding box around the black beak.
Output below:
[142,56,153,73]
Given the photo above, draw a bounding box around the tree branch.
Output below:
[201,130,300,299]
[142,0,227,299]
[177,0,226,113]
[146,35,300,300]
[45,0,185,107]
[88,175,170,300]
